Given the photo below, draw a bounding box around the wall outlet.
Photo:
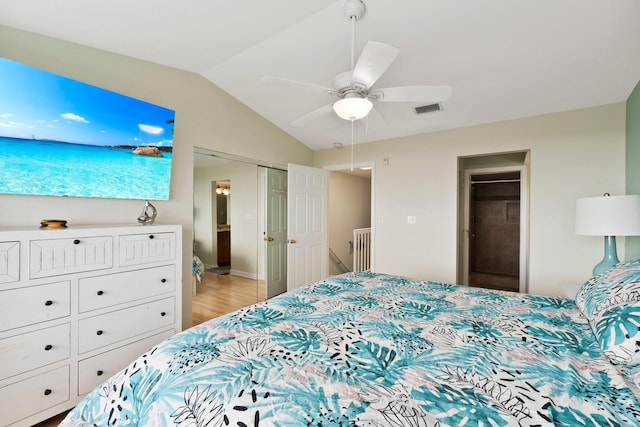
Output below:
[407,216,416,224]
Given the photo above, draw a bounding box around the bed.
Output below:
[61,266,640,426]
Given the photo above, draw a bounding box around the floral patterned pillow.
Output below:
[576,259,640,365]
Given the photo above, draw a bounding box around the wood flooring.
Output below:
[33,271,264,426]
[192,271,265,326]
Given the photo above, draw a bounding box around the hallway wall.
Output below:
[328,171,372,274]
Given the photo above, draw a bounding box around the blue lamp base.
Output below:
[593,235,620,276]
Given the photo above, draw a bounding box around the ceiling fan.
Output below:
[262,0,452,126]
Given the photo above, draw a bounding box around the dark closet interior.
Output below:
[468,171,520,292]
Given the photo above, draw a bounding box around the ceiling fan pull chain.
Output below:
[351,119,355,171]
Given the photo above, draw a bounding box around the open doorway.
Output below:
[458,152,529,293]
[327,164,374,275]
[467,171,520,291]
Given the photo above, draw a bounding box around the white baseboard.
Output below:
[230,269,258,280]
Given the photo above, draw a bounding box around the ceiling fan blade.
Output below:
[291,103,335,127]
[351,41,399,89]
[374,85,452,103]
[261,76,335,94]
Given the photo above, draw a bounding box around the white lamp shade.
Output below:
[575,194,640,236]
[333,96,373,121]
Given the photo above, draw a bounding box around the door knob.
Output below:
[267,237,274,242]
[288,239,297,244]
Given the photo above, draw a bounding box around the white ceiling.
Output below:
[1,0,639,151]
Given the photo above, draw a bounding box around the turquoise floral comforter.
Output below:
[62,272,640,426]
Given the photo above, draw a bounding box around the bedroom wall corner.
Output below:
[625,80,640,259]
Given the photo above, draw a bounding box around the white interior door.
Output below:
[287,164,328,291]
[264,168,288,298]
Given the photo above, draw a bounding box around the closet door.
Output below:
[264,168,288,298]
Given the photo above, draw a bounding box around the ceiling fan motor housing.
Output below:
[333,71,355,92]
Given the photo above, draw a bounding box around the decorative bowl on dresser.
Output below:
[0,224,182,426]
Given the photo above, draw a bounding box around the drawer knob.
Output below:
[96,330,103,336]
[148,234,155,239]
[161,311,167,317]
[97,290,104,296]
[97,370,104,376]
[44,344,53,351]
[44,300,53,306]
[44,389,52,396]
[161,278,167,283]
[73,239,81,245]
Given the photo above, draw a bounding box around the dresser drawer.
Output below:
[79,265,176,313]
[78,297,175,354]
[0,365,69,426]
[0,241,20,284]
[119,232,176,266]
[78,329,175,395]
[0,323,70,379]
[0,281,70,332]
[30,236,113,279]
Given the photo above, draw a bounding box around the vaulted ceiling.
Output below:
[1,0,639,150]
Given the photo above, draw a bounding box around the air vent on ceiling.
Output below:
[414,103,442,115]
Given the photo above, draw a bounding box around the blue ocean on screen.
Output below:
[0,136,172,200]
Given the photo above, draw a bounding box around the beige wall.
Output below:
[328,171,371,274]
[315,103,627,296]
[0,25,313,328]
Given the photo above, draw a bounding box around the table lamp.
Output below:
[575,193,640,275]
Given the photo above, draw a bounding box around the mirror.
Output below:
[192,148,287,325]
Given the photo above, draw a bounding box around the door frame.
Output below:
[323,161,375,273]
[461,165,528,293]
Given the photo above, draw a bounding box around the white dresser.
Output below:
[0,224,182,426]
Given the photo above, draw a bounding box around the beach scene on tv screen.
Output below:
[0,58,175,200]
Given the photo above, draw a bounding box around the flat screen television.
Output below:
[0,58,175,200]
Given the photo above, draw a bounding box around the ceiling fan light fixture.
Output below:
[333,95,373,121]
